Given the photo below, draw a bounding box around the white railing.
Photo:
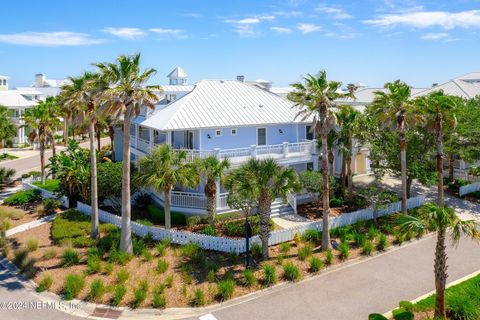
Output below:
[76,196,426,254]
[218,193,229,209]
[170,191,207,209]
[459,183,480,197]
[287,192,297,214]
[21,179,69,208]
[137,137,150,153]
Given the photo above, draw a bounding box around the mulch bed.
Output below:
[297,202,365,220]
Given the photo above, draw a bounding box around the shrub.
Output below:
[298,245,313,261]
[51,210,91,244]
[136,219,153,226]
[283,262,301,281]
[280,242,292,255]
[398,301,414,312]
[42,248,57,260]
[164,275,174,288]
[87,279,106,301]
[262,264,277,286]
[330,197,344,207]
[116,268,129,284]
[142,249,153,262]
[224,222,244,237]
[180,242,205,265]
[303,229,321,243]
[13,247,29,267]
[392,308,414,320]
[156,259,169,274]
[325,249,334,265]
[250,243,262,258]
[193,288,205,306]
[362,240,374,256]
[309,256,324,273]
[156,243,166,256]
[63,274,85,300]
[161,238,172,247]
[0,206,25,221]
[103,262,114,275]
[42,198,61,214]
[216,279,235,301]
[110,250,132,265]
[132,280,149,308]
[33,179,60,192]
[62,248,80,267]
[446,294,480,320]
[206,269,216,282]
[186,215,201,227]
[394,230,405,245]
[352,232,366,247]
[132,238,146,256]
[147,204,186,226]
[368,314,388,320]
[376,234,388,251]
[3,189,41,206]
[36,274,53,293]
[86,255,101,274]
[21,257,37,278]
[293,233,302,246]
[242,269,257,287]
[152,291,167,309]
[367,226,379,240]
[26,238,39,252]
[339,242,350,260]
[201,225,217,236]
[111,285,126,307]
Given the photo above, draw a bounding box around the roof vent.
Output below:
[432,83,438,87]
[237,75,245,82]
[259,104,264,108]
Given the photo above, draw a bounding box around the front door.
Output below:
[257,128,266,146]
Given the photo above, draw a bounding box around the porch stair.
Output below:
[270,199,294,217]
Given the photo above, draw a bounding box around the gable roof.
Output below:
[0,91,37,107]
[336,87,428,105]
[167,67,188,79]
[412,79,480,99]
[141,80,311,131]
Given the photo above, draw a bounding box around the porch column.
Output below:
[149,128,154,151]
[215,178,221,208]
[135,124,139,149]
[250,145,257,157]
[282,142,289,158]
[311,139,319,171]
[166,131,172,146]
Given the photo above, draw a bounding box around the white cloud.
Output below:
[364,10,480,29]
[0,31,104,46]
[297,23,321,34]
[315,7,353,19]
[102,27,146,39]
[149,28,187,39]
[224,15,275,37]
[421,32,449,40]
[270,27,292,34]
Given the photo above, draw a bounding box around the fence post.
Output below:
[250,145,257,157]
[282,142,289,158]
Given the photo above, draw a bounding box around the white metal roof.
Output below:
[0,75,9,80]
[454,72,480,81]
[412,79,480,99]
[157,85,194,93]
[167,67,188,79]
[141,79,312,131]
[0,91,37,108]
[336,87,428,105]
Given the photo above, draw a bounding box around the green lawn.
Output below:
[33,179,60,192]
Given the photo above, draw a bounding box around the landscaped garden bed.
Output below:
[1,204,431,309]
[445,178,480,203]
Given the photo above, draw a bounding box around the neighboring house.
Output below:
[116,68,371,215]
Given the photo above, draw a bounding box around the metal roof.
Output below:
[336,87,428,105]
[0,91,37,107]
[141,80,312,131]
[166,67,188,79]
[412,79,480,99]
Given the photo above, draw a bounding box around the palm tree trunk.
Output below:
[434,229,448,319]
[40,140,45,184]
[63,118,68,146]
[448,153,454,182]
[120,115,133,253]
[347,135,354,203]
[406,176,413,199]
[436,113,444,207]
[320,106,331,250]
[97,129,101,151]
[259,191,271,260]
[205,180,217,225]
[51,138,56,180]
[88,117,99,238]
[109,126,115,161]
[328,150,334,177]
[340,157,346,196]
[164,187,172,230]
[398,117,408,215]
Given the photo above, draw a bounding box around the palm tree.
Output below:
[135,145,198,229]
[0,106,16,148]
[0,167,15,188]
[23,96,61,184]
[415,91,458,207]
[197,156,230,225]
[336,105,362,202]
[370,80,415,215]
[60,72,107,238]
[397,204,479,319]
[94,53,160,253]
[288,71,351,250]
[229,158,299,259]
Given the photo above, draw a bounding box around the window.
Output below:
[257,128,266,146]
[215,129,222,137]
[306,125,314,140]
[307,162,314,171]
[231,128,237,136]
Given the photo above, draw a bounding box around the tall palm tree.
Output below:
[135,145,198,229]
[23,96,60,184]
[197,156,230,225]
[61,72,107,238]
[336,105,362,202]
[94,53,160,252]
[288,71,351,250]
[0,106,16,148]
[370,80,415,215]
[229,158,300,259]
[415,91,458,207]
[398,204,479,319]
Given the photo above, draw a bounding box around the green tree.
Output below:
[95,53,160,253]
[228,158,299,259]
[397,204,479,319]
[370,80,417,214]
[0,106,16,148]
[0,167,15,188]
[415,91,459,206]
[299,170,323,209]
[197,156,230,225]
[23,96,61,184]
[288,70,351,250]
[135,145,198,230]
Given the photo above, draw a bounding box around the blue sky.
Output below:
[1,0,480,88]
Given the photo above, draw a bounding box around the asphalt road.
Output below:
[1,138,109,178]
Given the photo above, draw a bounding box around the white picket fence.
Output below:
[459,183,480,197]
[76,196,425,254]
[21,179,69,208]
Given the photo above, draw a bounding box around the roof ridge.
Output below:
[452,79,473,99]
